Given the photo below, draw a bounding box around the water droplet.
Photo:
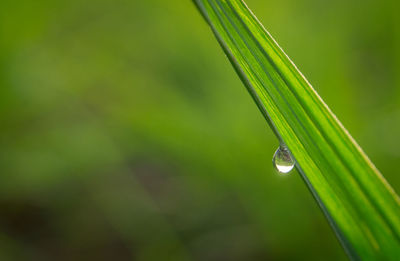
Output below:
[273,145,295,174]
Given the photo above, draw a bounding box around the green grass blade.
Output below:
[192,0,400,259]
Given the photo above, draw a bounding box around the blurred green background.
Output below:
[0,0,399,260]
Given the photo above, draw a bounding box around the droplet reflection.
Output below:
[273,145,295,174]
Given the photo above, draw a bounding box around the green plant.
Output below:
[192,0,400,259]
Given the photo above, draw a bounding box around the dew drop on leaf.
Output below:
[273,145,295,174]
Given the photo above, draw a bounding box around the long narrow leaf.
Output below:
[193,0,400,259]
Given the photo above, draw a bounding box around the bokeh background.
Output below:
[1,0,399,260]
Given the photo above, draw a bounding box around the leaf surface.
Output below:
[193,0,400,259]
